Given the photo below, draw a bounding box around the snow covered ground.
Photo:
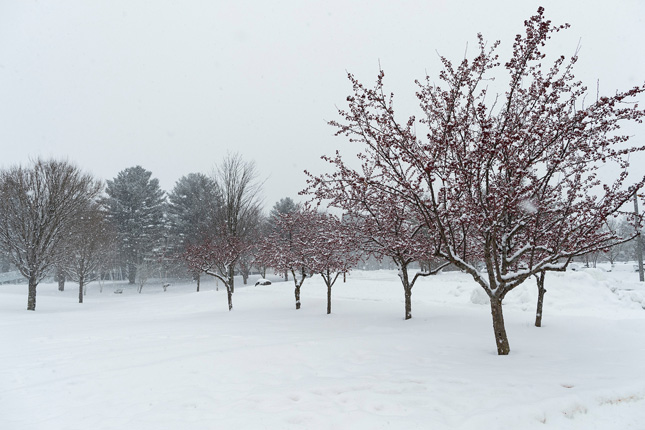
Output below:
[1,265,644,430]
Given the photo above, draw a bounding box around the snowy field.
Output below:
[1,265,645,430]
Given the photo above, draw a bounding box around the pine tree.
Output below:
[167,173,220,250]
[103,166,166,284]
[268,197,299,229]
[268,197,300,280]
[168,173,220,289]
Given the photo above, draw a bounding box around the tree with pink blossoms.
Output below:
[257,207,320,310]
[183,230,249,311]
[305,175,448,320]
[308,8,645,354]
[257,207,360,313]
[307,211,361,315]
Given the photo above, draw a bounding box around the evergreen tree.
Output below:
[268,197,299,229]
[167,173,220,251]
[103,166,166,284]
[167,173,220,288]
[268,197,300,280]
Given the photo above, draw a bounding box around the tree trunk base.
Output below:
[490,297,510,355]
[27,277,37,311]
[227,287,233,311]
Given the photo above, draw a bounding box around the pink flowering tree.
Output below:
[183,232,249,311]
[257,207,361,313]
[307,8,645,354]
[305,175,448,319]
[256,207,321,310]
[307,211,361,314]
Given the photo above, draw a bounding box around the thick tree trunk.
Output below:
[284,272,288,281]
[295,285,301,310]
[196,272,200,292]
[78,277,84,304]
[226,285,233,311]
[535,271,546,327]
[27,274,37,311]
[404,287,412,320]
[398,264,412,320]
[489,297,510,355]
[228,265,235,293]
[326,283,332,314]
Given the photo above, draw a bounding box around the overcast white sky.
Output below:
[1,0,644,208]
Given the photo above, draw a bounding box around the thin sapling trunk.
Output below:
[291,268,307,310]
[204,271,233,311]
[321,269,342,314]
[535,271,546,327]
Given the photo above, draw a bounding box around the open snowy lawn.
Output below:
[1,267,645,429]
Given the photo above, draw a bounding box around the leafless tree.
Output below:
[0,159,102,310]
[212,153,264,292]
[61,203,116,303]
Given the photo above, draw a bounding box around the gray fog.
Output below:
[1,0,643,207]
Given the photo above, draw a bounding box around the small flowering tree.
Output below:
[305,177,447,319]
[256,208,319,310]
[307,212,361,315]
[183,232,248,311]
[257,207,361,313]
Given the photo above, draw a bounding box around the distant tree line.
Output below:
[0,154,290,310]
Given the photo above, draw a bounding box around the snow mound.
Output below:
[470,286,490,305]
